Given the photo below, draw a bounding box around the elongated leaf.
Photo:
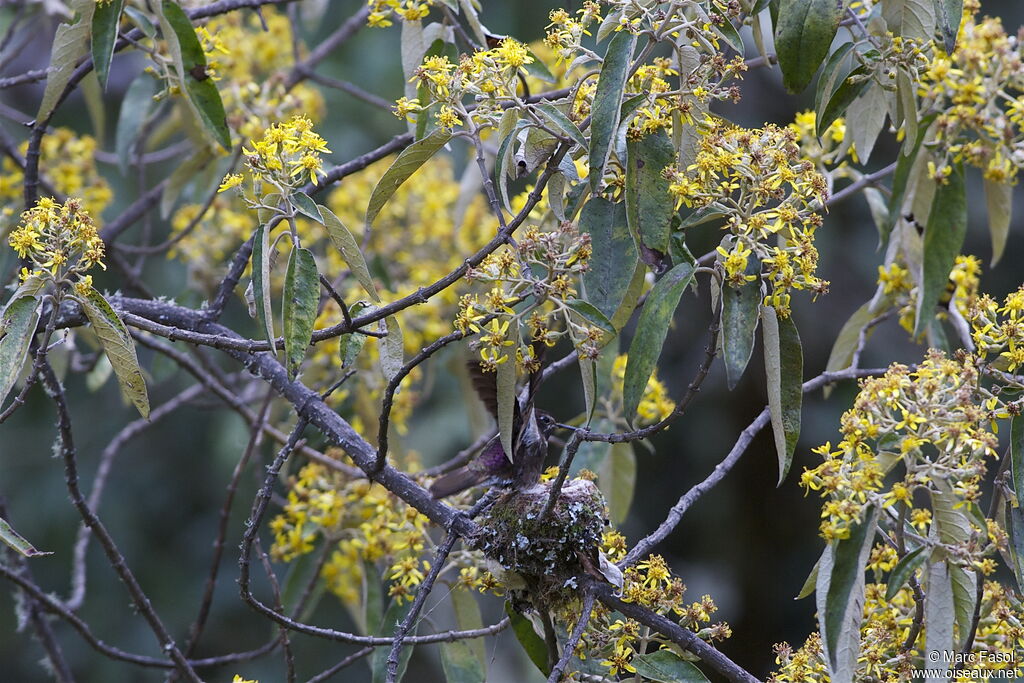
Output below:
[441,635,485,683]
[885,545,927,600]
[797,554,820,600]
[931,482,977,648]
[589,30,635,193]
[625,128,676,257]
[451,589,486,672]
[320,205,381,303]
[897,70,918,154]
[818,69,870,136]
[283,248,319,379]
[566,299,615,336]
[630,649,709,682]
[1013,416,1024,504]
[116,74,157,175]
[845,81,888,164]
[380,316,404,385]
[371,599,415,683]
[1009,504,1024,593]
[292,192,323,224]
[825,301,875,374]
[91,0,125,90]
[761,306,803,485]
[883,113,937,248]
[775,0,845,93]
[623,263,696,423]
[821,506,877,681]
[159,1,230,149]
[0,296,39,408]
[719,270,761,390]
[505,602,550,676]
[813,42,856,134]
[712,11,744,54]
[0,516,52,558]
[934,0,963,53]
[523,48,556,83]
[77,285,149,419]
[600,442,636,525]
[580,199,638,324]
[534,102,588,151]
[251,224,276,353]
[983,176,1012,266]
[366,129,451,229]
[883,0,937,43]
[914,163,966,337]
[924,558,955,668]
[38,1,96,122]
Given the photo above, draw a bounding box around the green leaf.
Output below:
[159,0,230,149]
[282,247,319,380]
[77,285,150,419]
[679,204,728,230]
[824,301,875,374]
[883,0,937,43]
[292,192,324,224]
[761,306,803,485]
[845,80,888,164]
[631,649,709,682]
[361,557,383,635]
[124,6,156,38]
[496,320,518,462]
[320,205,381,303]
[371,599,415,683]
[38,1,96,122]
[813,42,856,135]
[451,589,486,672]
[251,224,276,354]
[580,199,638,325]
[817,68,871,137]
[505,601,550,676]
[623,263,696,423]
[589,30,635,193]
[983,176,1012,266]
[896,70,918,155]
[883,113,937,248]
[821,506,877,679]
[625,128,676,257]
[0,295,39,408]
[719,269,761,390]
[600,442,636,525]
[523,49,556,83]
[931,481,977,648]
[885,545,927,600]
[934,0,963,53]
[366,129,451,229]
[924,557,955,661]
[534,102,588,151]
[565,299,616,336]
[380,316,404,385]
[796,555,819,600]
[0,516,52,558]
[712,12,744,54]
[774,0,845,93]
[914,163,967,337]
[1008,504,1024,593]
[116,74,157,175]
[91,0,125,90]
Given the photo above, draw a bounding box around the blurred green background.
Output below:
[1,1,1023,681]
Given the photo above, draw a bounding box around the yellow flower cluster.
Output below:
[456,221,594,371]
[367,0,432,27]
[969,286,1024,372]
[231,114,330,192]
[611,354,675,425]
[876,254,981,337]
[544,3,602,64]
[770,581,1024,681]
[0,129,111,228]
[789,111,857,168]
[406,36,536,130]
[570,551,730,678]
[8,198,104,282]
[919,11,1024,186]
[669,122,829,316]
[270,460,432,605]
[802,350,1001,541]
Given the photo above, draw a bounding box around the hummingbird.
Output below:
[429,358,565,499]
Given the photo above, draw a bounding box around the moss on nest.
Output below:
[479,479,607,603]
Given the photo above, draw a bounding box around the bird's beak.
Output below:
[555,423,576,431]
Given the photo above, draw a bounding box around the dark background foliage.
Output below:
[1,1,1022,681]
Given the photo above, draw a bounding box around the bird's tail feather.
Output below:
[429,468,484,499]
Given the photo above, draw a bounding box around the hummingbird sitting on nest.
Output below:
[429,356,569,499]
